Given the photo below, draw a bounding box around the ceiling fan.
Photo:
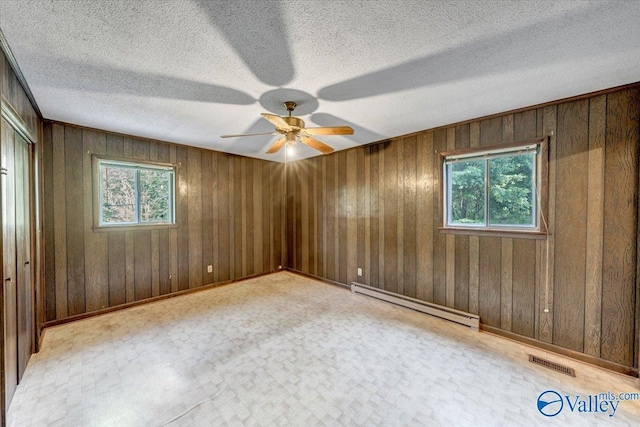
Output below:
[221,101,354,155]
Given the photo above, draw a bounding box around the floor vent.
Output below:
[528,355,576,377]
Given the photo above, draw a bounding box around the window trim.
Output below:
[92,154,177,231]
[438,137,548,238]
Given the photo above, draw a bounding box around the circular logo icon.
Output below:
[537,390,563,417]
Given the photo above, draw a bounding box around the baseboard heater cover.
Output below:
[350,282,480,330]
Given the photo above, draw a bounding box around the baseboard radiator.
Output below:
[350,282,480,330]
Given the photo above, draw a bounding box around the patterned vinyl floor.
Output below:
[7,272,640,426]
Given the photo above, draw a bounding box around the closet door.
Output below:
[1,117,18,410]
[15,133,32,380]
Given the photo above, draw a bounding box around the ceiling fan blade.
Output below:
[266,137,287,154]
[220,131,278,138]
[302,126,354,136]
[299,135,335,155]
[261,113,291,130]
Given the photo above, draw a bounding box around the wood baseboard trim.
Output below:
[42,270,279,329]
[481,325,638,377]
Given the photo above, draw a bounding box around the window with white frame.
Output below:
[94,157,175,227]
[442,141,546,233]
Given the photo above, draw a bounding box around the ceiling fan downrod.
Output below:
[283,101,296,117]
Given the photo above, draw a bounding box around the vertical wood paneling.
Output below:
[378,144,385,289]
[553,99,589,352]
[274,162,284,269]
[42,125,56,321]
[243,158,252,276]
[601,89,638,366]
[368,145,380,287]
[396,140,404,295]
[325,155,336,281]
[292,160,299,270]
[346,150,358,285]
[500,242,513,332]
[64,127,85,316]
[254,159,264,275]
[357,149,366,283]
[584,95,606,356]
[416,133,433,301]
[233,157,243,278]
[201,152,214,285]
[1,53,38,137]
[43,123,281,324]
[308,160,316,275]
[187,148,202,288]
[262,159,271,273]
[512,240,535,337]
[82,130,108,312]
[217,155,230,281]
[301,160,310,273]
[285,161,292,268]
[52,124,68,319]
[338,152,348,284]
[538,105,557,343]
[403,137,417,298]
[383,141,398,294]
[176,146,189,289]
[432,130,447,305]
[211,152,219,283]
[313,158,321,275]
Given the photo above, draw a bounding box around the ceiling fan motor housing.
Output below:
[280,116,305,131]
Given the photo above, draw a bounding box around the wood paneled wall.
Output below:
[1,45,43,425]
[42,122,285,322]
[0,50,39,138]
[286,87,640,369]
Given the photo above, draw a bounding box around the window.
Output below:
[441,139,547,236]
[93,156,175,228]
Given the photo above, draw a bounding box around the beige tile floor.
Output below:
[7,271,640,426]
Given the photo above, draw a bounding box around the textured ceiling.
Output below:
[1,1,640,162]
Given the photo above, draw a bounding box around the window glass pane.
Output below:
[449,159,485,225]
[138,168,172,223]
[488,153,535,226]
[101,165,136,224]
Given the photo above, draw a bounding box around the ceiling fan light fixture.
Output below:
[221,100,353,155]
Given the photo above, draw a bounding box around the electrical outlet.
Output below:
[207,265,213,273]
[357,268,363,276]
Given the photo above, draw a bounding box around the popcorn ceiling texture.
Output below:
[0,1,639,161]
